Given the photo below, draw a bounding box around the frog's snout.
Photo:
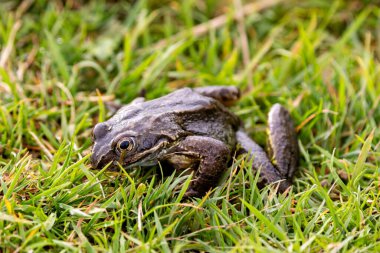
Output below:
[90,145,116,170]
[91,122,115,169]
[90,152,100,169]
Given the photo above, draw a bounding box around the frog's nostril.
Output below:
[93,122,109,139]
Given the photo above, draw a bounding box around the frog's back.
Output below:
[145,88,215,113]
[112,88,240,148]
[116,88,232,119]
[161,88,240,147]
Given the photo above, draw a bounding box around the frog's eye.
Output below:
[116,137,134,152]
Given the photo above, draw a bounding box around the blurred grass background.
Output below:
[0,0,379,252]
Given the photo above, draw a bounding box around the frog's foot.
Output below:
[194,86,240,107]
[236,104,299,193]
[267,104,299,179]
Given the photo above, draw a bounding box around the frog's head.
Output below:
[91,108,184,170]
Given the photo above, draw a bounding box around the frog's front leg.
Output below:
[164,136,231,198]
[194,86,240,106]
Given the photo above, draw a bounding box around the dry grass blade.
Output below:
[29,131,54,161]
[151,0,285,50]
[234,0,252,89]
[0,21,22,69]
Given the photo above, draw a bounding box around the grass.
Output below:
[0,0,379,252]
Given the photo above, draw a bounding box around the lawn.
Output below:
[0,0,379,252]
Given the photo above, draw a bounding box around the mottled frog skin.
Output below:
[91,86,299,197]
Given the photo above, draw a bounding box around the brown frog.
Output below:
[91,86,299,197]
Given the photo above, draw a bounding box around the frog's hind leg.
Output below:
[194,86,240,106]
[267,104,299,179]
[236,130,291,193]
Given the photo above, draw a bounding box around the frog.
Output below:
[91,86,299,197]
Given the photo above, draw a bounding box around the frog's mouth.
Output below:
[121,139,171,168]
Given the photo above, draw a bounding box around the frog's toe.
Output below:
[184,188,201,199]
[267,104,299,179]
[277,179,293,193]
